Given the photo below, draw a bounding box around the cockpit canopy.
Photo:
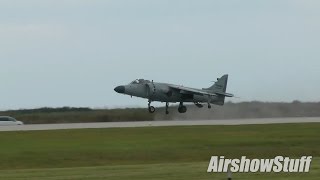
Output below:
[130,79,151,84]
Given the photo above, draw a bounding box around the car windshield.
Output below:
[10,118,17,122]
[0,117,15,121]
[0,117,8,121]
[130,79,150,84]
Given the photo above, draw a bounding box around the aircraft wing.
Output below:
[168,84,217,97]
[168,84,234,97]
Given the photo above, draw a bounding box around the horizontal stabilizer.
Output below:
[215,92,234,97]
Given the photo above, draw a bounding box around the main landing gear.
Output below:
[178,102,187,113]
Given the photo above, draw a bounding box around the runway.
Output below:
[0,117,319,132]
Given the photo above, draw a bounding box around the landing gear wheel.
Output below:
[178,106,187,113]
[208,104,211,109]
[148,106,155,113]
[178,102,187,113]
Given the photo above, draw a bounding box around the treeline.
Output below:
[0,101,319,124]
[4,107,92,114]
[0,107,153,124]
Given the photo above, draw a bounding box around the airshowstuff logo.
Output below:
[207,156,312,173]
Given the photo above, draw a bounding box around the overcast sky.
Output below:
[0,0,319,110]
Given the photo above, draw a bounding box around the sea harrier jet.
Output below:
[114,74,233,114]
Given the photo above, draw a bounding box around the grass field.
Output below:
[0,123,319,179]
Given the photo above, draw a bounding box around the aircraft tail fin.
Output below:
[203,74,232,105]
[206,74,229,93]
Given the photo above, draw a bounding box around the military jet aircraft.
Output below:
[114,74,234,114]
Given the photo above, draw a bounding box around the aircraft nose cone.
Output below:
[114,86,125,93]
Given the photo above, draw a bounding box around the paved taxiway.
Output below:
[0,117,319,132]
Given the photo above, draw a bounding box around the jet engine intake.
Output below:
[146,83,172,98]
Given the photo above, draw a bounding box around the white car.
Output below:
[0,116,24,125]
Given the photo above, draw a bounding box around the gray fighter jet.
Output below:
[114,74,234,114]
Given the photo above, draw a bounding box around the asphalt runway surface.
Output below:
[0,117,319,132]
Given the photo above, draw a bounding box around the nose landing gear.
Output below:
[148,101,155,113]
[165,102,169,114]
[148,101,187,114]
